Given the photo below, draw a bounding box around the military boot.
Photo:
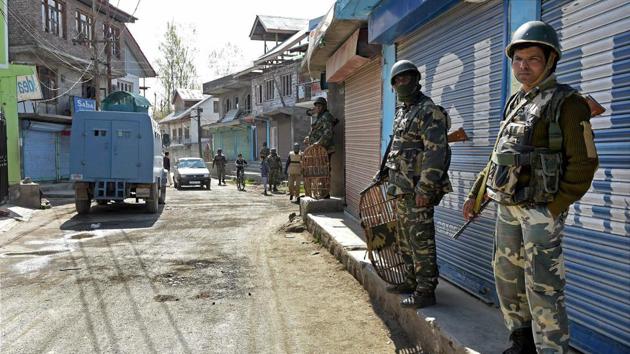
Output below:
[503,327,536,354]
[385,282,416,294]
[400,291,436,309]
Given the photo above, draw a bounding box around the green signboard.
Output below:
[0,0,7,69]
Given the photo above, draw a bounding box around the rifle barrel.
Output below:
[451,199,491,240]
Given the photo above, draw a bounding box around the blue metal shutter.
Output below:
[542,1,630,353]
[23,128,58,182]
[58,133,70,180]
[397,0,505,304]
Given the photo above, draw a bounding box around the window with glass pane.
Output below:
[103,24,121,58]
[75,11,93,46]
[42,0,65,38]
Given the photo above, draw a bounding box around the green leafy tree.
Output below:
[155,21,198,118]
[207,42,247,80]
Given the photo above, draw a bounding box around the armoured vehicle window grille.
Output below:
[117,130,131,138]
[93,130,107,137]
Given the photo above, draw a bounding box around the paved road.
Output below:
[0,183,414,353]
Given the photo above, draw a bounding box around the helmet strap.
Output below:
[529,51,557,89]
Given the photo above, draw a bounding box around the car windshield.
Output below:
[178,160,206,168]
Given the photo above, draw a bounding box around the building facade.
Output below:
[7,0,155,182]
[159,89,220,162]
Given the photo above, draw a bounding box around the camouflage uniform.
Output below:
[386,93,452,294]
[259,146,270,160]
[307,111,335,152]
[212,153,227,184]
[469,74,598,353]
[267,152,282,190]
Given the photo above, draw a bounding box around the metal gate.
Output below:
[541,1,630,353]
[0,110,8,203]
[344,59,382,217]
[397,0,504,304]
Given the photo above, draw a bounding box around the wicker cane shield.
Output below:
[302,144,330,199]
[359,182,406,285]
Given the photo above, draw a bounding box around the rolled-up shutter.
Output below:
[397,0,505,304]
[542,1,630,353]
[344,59,382,217]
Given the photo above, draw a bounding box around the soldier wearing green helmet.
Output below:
[463,20,598,354]
[382,59,452,309]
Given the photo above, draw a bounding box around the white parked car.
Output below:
[173,158,210,190]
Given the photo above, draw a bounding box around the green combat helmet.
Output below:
[314,97,327,106]
[506,20,561,59]
[390,60,420,85]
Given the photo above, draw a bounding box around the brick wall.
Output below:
[8,0,127,77]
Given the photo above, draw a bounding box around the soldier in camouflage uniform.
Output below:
[267,148,282,193]
[304,97,336,198]
[212,149,227,186]
[463,21,598,354]
[259,142,270,160]
[304,97,335,151]
[384,60,452,309]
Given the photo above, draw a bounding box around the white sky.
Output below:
[114,0,335,106]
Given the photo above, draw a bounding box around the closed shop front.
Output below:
[397,0,505,304]
[344,59,382,217]
[541,0,629,352]
[21,121,71,182]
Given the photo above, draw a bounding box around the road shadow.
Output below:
[59,202,163,231]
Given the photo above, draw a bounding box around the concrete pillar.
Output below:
[327,83,345,199]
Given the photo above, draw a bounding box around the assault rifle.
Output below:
[361,127,469,195]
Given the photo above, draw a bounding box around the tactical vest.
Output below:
[386,94,451,198]
[287,151,302,175]
[486,83,577,205]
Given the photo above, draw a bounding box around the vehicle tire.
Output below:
[205,182,210,190]
[159,184,166,204]
[76,198,91,214]
[96,200,108,206]
[146,182,159,213]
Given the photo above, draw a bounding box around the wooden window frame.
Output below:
[264,80,274,101]
[75,9,93,47]
[103,23,121,59]
[41,0,66,39]
[281,74,292,97]
[255,84,263,104]
[37,66,58,101]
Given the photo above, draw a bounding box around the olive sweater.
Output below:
[469,93,598,218]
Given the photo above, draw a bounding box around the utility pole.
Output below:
[106,2,113,94]
[196,107,203,159]
[92,0,100,110]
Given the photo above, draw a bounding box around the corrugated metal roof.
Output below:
[159,96,218,124]
[174,89,204,102]
[254,29,308,65]
[257,15,308,32]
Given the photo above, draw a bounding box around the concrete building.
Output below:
[159,89,220,162]
[248,15,313,160]
[6,0,155,182]
[203,73,258,161]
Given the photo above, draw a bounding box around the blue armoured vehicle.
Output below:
[70,92,167,214]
